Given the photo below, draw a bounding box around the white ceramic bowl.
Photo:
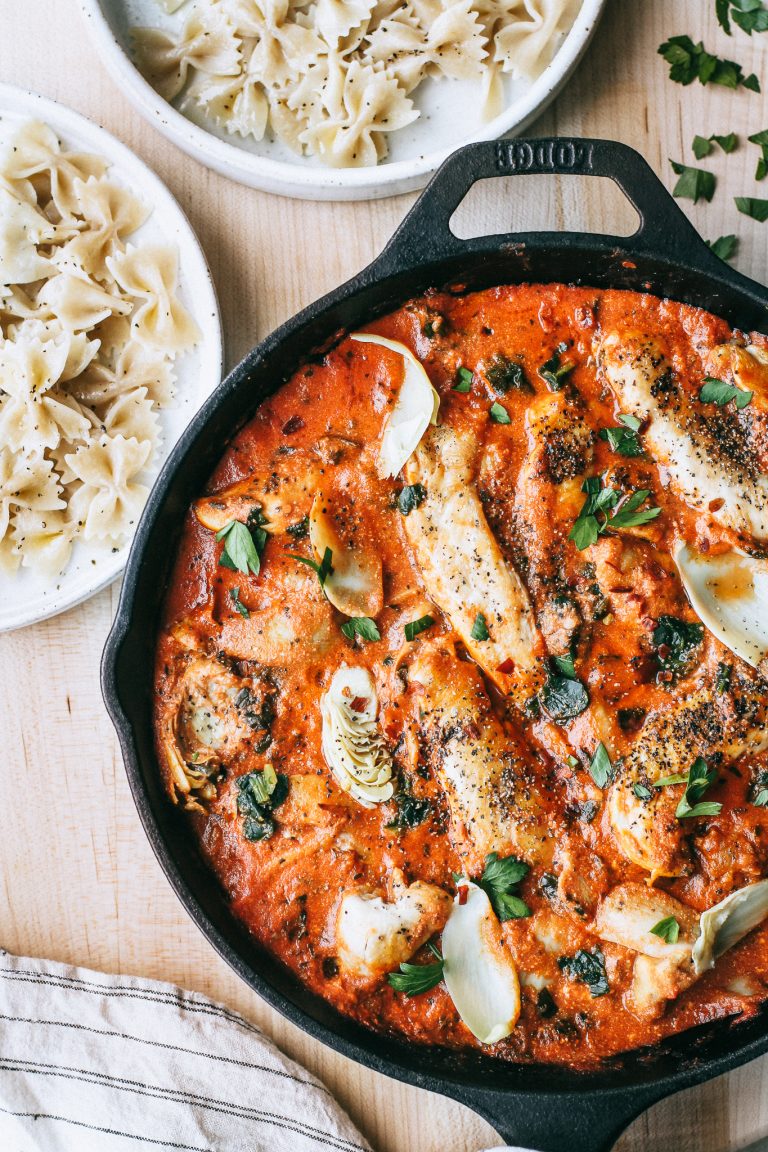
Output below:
[78,0,607,202]
[0,84,223,632]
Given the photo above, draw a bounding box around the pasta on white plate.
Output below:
[132,0,580,167]
[0,119,200,578]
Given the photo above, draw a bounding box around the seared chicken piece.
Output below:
[512,391,593,654]
[597,332,768,542]
[409,640,551,872]
[336,871,451,978]
[629,952,697,1019]
[160,654,265,809]
[194,450,321,534]
[403,425,545,704]
[608,665,768,877]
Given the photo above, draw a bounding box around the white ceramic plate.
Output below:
[0,84,223,633]
[78,0,607,202]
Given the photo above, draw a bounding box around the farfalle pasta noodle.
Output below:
[0,119,199,577]
[132,0,580,166]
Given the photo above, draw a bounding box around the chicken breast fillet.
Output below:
[336,873,451,978]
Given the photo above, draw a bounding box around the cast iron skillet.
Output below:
[102,138,768,1152]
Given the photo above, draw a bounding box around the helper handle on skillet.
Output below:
[372,137,730,275]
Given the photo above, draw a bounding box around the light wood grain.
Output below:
[1,2,768,1149]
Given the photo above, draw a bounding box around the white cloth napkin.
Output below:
[0,950,373,1152]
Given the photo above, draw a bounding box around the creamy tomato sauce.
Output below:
[155,285,768,1067]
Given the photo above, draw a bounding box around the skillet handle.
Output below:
[453,1081,670,1152]
[372,137,724,273]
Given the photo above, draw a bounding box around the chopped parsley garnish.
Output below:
[650,916,680,944]
[633,782,653,801]
[398,483,427,515]
[479,852,531,921]
[388,942,444,996]
[751,771,768,807]
[717,0,768,35]
[489,401,511,424]
[707,234,738,261]
[693,132,738,158]
[340,616,381,642]
[470,612,490,641]
[749,130,768,181]
[237,765,289,841]
[558,948,609,997]
[289,545,334,589]
[735,196,768,221]
[453,366,473,393]
[539,342,575,391]
[230,586,249,618]
[485,355,530,393]
[404,614,435,642]
[700,376,753,408]
[658,35,760,89]
[386,791,432,831]
[655,756,722,820]
[652,615,704,677]
[670,161,716,204]
[716,662,732,693]
[569,475,660,550]
[217,510,268,576]
[588,742,613,789]
[599,413,643,456]
[540,655,590,721]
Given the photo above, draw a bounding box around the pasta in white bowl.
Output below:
[79,0,606,199]
[0,85,222,632]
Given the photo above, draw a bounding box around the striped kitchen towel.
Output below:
[0,951,372,1152]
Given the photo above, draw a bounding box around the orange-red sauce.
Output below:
[155,285,768,1067]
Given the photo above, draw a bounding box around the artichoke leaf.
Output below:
[692,879,768,975]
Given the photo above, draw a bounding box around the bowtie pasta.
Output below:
[0,120,200,577]
[133,0,580,167]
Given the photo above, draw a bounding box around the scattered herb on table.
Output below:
[398,483,427,515]
[735,196,768,221]
[706,234,738,260]
[471,612,490,641]
[588,742,613,789]
[341,616,381,642]
[650,916,681,944]
[558,948,609,997]
[693,132,738,159]
[479,852,531,921]
[655,756,722,820]
[658,35,760,89]
[599,413,643,456]
[405,614,435,642]
[700,376,753,408]
[748,129,768,179]
[388,942,444,996]
[717,0,768,36]
[670,161,717,203]
[539,342,575,391]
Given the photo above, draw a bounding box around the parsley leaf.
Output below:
[558,948,609,997]
[670,161,716,203]
[659,35,760,89]
[340,616,381,642]
[489,401,511,424]
[471,612,490,641]
[751,771,768,807]
[633,782,653,801]
[599,413,643,456]
[713,132,739,152]
[569,475,660,550]
[539,342,575,391]
[237,766,289,842]
[388,942,444,996]
[217,515,267,576]
[655,756,722,820]
[453,366,473,393]
[540,656,590,721]
[716,662,732,693]
[650,916,680,944]
[610,488,663,529]
[289,546,333,589]
[723,0,768,34]
[404,614,435,642]
[588,742,613,789]
[700,376,753,408]
[230,586,249,618]
[707,234,738,261]
[693,134,713,159]
[480,852,531,921]
[398,483,427,515]
[736,196,768,220]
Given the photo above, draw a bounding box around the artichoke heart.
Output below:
[350,332,439,479]
[674,542,768,672]
[692,879,768,975]
[320,665,394,807]
[309,490,383,618]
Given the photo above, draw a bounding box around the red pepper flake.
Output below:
[457,884,469,905]
[657,643,671,661]
[282,415,305,435]
[709,498,725,513]
[496,657,515,674]
[349,696,368,713]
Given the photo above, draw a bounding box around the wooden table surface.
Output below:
[2,2,768,1149]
